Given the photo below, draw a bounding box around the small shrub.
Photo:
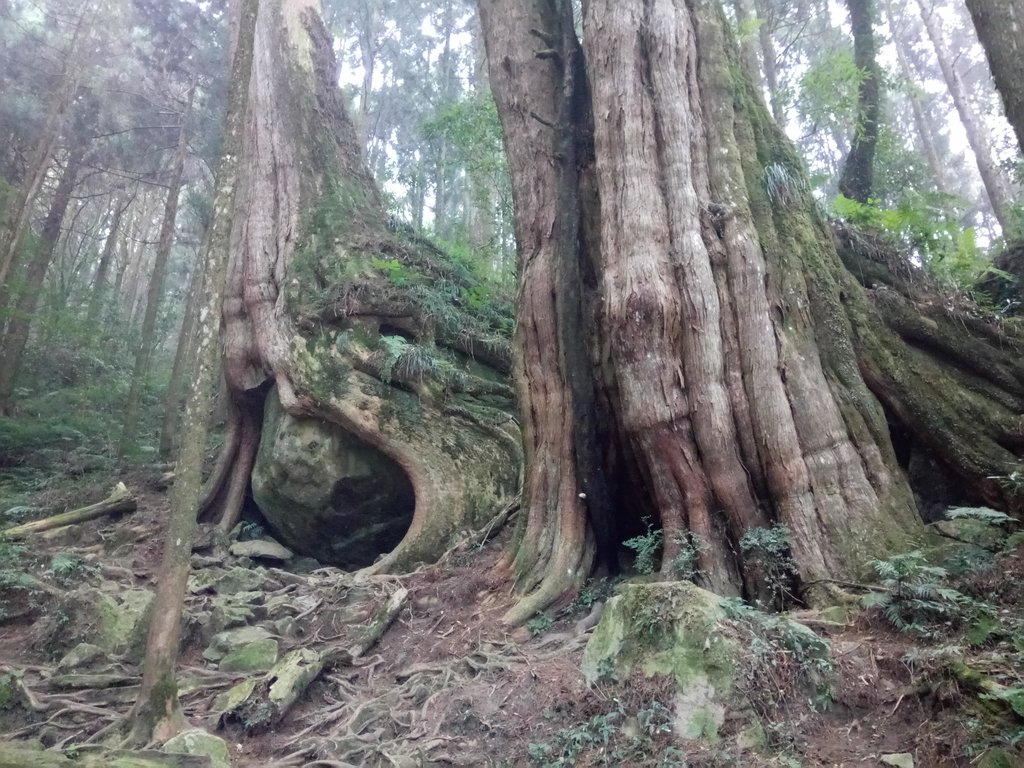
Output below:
[623,519,663,575]
[739,524,798,610]
[527,612,554,637]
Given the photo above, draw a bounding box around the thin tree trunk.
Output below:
[965,0,1024,155]
[915,0,1016,230]
[127,0,258,746]
[0,1,93,293]
[885,1,948,194]
[838,0,882,202]
[120,85,195,455]
[159,249,203,459]
[86,193,131,326]
[0,145,84,413]
[753,0,784,123]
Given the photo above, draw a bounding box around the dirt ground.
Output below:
[1,470,1022,767]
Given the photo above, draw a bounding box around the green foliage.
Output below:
[797,50,864,142]
[527,612,554,637]
[623,519,663,575]
[739,525,798,610]
[946,507,1015,527]
[49,553,96,584]
[370,257,418,287]
[373,335,462,389]
[861,550,991,637]
[670,532,708,583]
[762,161,806,206]
[527,698,680,768]
[831,193,1005,293]
[563,578,615,616]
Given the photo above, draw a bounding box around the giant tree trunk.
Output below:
[965,0,1024,155]
[198,0,521,569]
[915,0,1017,231]
[838,0,881,202]
[478,0,1024,622]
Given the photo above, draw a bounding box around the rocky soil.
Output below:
[1,470,1022,767]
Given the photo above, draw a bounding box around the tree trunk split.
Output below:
[477,0,1023,622]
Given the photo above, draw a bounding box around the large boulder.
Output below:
[252,389,415,569]
[32,586,153,662]
[582,582,832,747]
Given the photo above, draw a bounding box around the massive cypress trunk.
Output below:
[198,0,521,570]
[478,0,1024,622]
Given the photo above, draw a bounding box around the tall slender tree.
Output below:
[838,0,882,202]
[964,0,1024,154]
[914,0,1016,230]
[128,0,258,745]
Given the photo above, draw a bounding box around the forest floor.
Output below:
[1,466,1022,768]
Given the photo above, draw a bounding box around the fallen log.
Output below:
[1,483,137,540]
[217,648,327,733]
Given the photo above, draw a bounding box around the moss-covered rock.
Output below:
[252,389,416,569]
[203,626,274,663]
[582,582,832,748]
[217,639,279,673]
[161,729,231,768]
[582,582,739,742]
[32,586,152,661]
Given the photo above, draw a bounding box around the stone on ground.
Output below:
[162,729,232,768]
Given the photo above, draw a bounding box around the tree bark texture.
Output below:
[478,0,616,624]
[128,0,259,745]
[478,0,1024,621]
[965,0,1024,155]
[838,0,881,202]
[199,0,521,572]
[915,0,1017,231]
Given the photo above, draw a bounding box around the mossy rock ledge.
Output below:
[253,234,524,572]
[582,582,832,748]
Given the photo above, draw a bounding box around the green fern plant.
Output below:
[623,519,663,575]
[861,550,985,636]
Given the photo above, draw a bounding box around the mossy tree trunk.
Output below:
[197,0,521,569]
[127,0,259,745]
[478,0,1024,622]
[837,0,881,203]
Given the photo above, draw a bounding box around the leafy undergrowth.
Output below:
[0,477,1021,767]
